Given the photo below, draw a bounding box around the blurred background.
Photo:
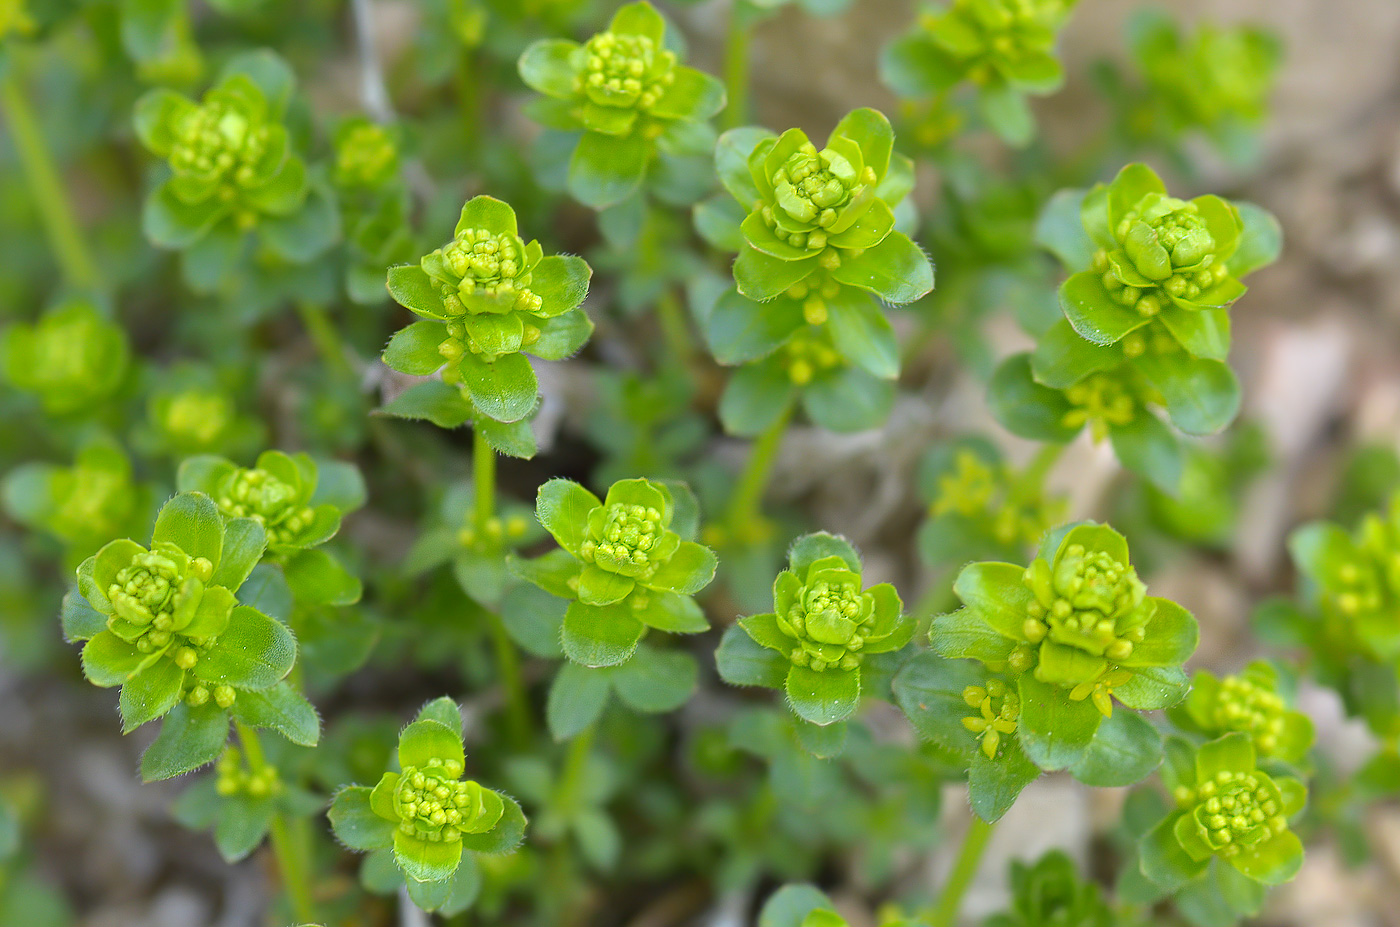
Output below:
[2,0,1400,925]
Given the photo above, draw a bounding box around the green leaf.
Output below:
[477,415,538,459]
[890,651,980,762]
[951,561,1035,640]
[153,492,224,567]
[517,39,581,98]
[1231,830,1304,885]
[1157,306,1230,361]
[610,646,697,712]
[394,829,463,883]
[978,79,1033,146]
[650,66,726,122]
[133,88,192,156]
[802,365,894,433]
[715,127,771,204]
[384,322,449,375]
[238,563,293,622]
[63,590,108,642]
[577,563,635,605]
[547,661,611,740]
[416,696,462,730]
[569,130,649,209]
[1230,202,1282,278]
[719,358,796,437]
[507,549,581,601]
[144,180,228,248]
[733,246,819,301]
[260,183,339,262]
[825,290,898,379]
[1109,411,1183,493]
[715,624,788,689]
[1139,813,1208,891]
[705,288,804,364]
[231,681,321,746]
[212,518,266,592]
[1034,188,1096,271]
[398,718,465,770]
[830,231,933,305]
[1196,732,1254,780]
[1059,271,1148,345]
[284,548,362,605]
[1137,353,1241,436]
[1128,598,1198,666]
[987,354,1078,443]
[929,608,1017,664]
[386,265,446,318]
[120,660,185,731]
[789,532,860,574]
[81,631,145,686]
[969,737,1041,822]
[631,590,708,633]
[1017,673,1102,770]
[528,309,593,360]
[192,605,296,691]
[561,600,645,667]
[1115,665,1190,710]
[458,793,527,855]
[1070,710,1163,787]
[330,785,396,851]
[140,701,230,781]
[214,795,275,862]
[643,541,717,595]
[785,664,860,726]
[758,884,837,927]
[1030,319,1122,389]
[535,478,600,556]
[378,380,473,429]
[1108,164,1166,225]
[219,49,294,113]
[458,351,539,424]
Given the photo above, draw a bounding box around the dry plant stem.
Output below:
[926,814,996,927]
[350,0,395,122]
[473,430,532,747]
[235,721,319,925]
[726,403,793,532]
[0,73,100,291]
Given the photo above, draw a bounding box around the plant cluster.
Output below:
[2,1,1378,926]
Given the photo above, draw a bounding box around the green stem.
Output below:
[0,72,100,291]
[235,722,319,926]
[721,2,752,129]
[555,723,595,813]
[656,289,694,374]
[295,302,353,377]
[473,428,495,527]
[925,815,996,927]
[726,402,793,530]
[1019,442,1065,489]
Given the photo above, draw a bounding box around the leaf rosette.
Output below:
[65,493,304,774]
[328,698,525,910]
[382,196,593,427]
[1139,733,1306,890]
[931,522,1197,770]
[512,477,717,667]
[2,302,130,416]
[734,532,914,726]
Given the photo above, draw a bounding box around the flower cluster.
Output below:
[735,532,914,725]
[920,444,1065,564]
[1140,734,1305,889]
[882,0,1078,145]
[1290,494,1400,662]
[515,477,717,667]
[333,117,400,190]
[329,698,524,904]
[68,493,297,739]
[932,523,1197,766]
[2,302,130,416]
[382,196,593,431]
[133,57,316,253]
[962,678,1020,759]
[177,450,353,557]
[215,746,282,798]
[1173,662,1314,764]
[518,1,725,208]
[986,850,1115,927]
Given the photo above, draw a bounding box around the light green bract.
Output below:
[381,195,593,436]
[1172,662,1314,764]
[2,302,129,416]
[736,532,914,726]
[1140,734,1306,890]
[932,522,1197,768]
[882,0,1078,145]
[518,1,726,209]
[68,493,298,740]
[513,477,717,668]
[327,698,525,910]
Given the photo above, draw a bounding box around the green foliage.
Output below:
[1,302,129,416]
[984,850,1117,927]
[328,698,525,909]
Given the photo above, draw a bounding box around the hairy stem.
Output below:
[926,815,996,927]
[473,428,495,527]
[721,1,752,130]
[0,73,100,291]
[235,722,319,925]
[726,402,793,530]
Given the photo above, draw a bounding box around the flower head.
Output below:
[2,302,130,416]
[578,28,676,111]
[333,118,400,189]
[1140,733,1305,887]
